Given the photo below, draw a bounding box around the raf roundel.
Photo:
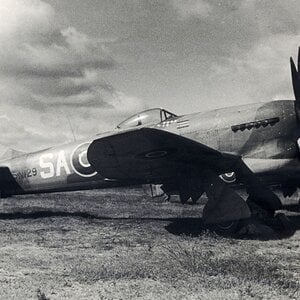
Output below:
[70,142,98,178]
[219,172,236,183]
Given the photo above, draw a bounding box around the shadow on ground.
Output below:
[166,214,300,240]
[0,210,176,222]
[0,208,299,240]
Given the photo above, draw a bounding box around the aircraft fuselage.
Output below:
[0,100,299,196]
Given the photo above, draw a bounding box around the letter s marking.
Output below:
[39,153,55,179]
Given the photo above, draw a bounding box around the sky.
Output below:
[0,0,300,153]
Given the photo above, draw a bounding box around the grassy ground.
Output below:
[0,189,299,299]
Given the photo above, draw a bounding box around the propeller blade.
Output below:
[290,57,300,102]
[298,46,300,72]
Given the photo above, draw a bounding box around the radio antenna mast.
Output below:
[66,114,76,142]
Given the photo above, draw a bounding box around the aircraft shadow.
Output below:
[165,214,300,240]
[0,209,299,240]
[0,210,176,222]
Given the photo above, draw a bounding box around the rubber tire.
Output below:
[211,220,241,236]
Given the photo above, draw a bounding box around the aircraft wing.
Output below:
[87,127,282,210]
[88,127,239,181]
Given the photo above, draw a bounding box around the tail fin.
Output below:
[0,148,25,160]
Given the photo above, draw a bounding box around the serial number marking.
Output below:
[13,168,38,180]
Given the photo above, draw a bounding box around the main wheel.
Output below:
[211,220,241,236]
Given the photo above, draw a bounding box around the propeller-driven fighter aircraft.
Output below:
[2,49,300,233]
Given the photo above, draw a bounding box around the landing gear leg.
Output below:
[201,170,251,235]
[163,193,171,202]
[179,191,190,204]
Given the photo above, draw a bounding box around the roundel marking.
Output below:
[219,172,236,183]
[144,150,168,159]
[70,142,98,178]
[136,147,177,160]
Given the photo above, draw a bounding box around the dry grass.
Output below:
[161,235,299,295]
[0,188,299,299]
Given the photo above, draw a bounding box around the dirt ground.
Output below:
[0,189,299,299]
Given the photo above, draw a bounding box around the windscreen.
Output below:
[117,108,177,129]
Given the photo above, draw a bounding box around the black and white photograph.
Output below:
[0,0,300,299]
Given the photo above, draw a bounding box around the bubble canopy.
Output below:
[117,108,177,129]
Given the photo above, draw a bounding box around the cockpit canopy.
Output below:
[117,108,177,129]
